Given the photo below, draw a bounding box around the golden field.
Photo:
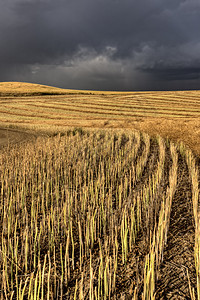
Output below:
[0,82,200,154]
[0,82,200,299]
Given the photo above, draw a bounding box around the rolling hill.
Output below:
[0,82,200,154]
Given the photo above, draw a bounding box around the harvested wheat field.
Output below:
[0,130,200,299]
[0,82,200,154]
[0,82,200,299]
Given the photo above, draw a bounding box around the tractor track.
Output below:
[155,153,196,299]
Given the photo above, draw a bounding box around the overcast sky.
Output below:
[0,0,200,91]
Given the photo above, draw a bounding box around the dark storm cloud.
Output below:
[0,0,200,90]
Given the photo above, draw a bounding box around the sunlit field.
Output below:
[0,82,200,155]
[0,129,199,299]
[0,82,200,299]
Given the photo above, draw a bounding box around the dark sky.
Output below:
[1,0,200,91]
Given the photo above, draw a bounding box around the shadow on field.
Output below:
[0,127,37,149]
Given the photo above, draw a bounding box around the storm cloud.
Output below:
[0,0,200,90]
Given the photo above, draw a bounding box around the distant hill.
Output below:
[0,82,80,96]
[0,81,131,96]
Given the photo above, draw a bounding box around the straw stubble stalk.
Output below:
[142,141,178,299]
[185,147,200,300]
[0,130,176,298]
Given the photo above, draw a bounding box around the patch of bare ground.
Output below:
[0,127,37,149]
[155,153,196,299]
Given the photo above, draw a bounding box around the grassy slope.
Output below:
[0,82,200,154]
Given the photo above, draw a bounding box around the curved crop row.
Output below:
[142,142,178,299]
[0,129,199,299]
[184,147,200,300]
